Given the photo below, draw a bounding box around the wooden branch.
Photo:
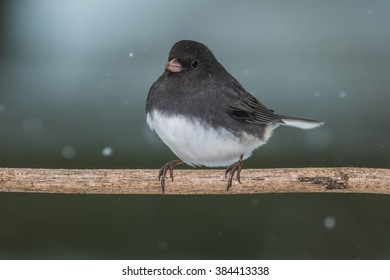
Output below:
[0,167,389,195]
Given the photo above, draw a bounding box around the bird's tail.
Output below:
[277,115,324,130]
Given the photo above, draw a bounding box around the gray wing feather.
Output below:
[225,78,283,125]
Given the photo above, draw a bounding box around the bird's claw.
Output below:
[225,154,244,191]
[158,159,183,193]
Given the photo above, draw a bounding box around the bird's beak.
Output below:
[166,58,183,73]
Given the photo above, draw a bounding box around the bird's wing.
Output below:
[224,77,283,125]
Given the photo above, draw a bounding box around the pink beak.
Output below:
[166,58,183,73]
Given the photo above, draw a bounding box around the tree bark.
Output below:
[0,167,388,195]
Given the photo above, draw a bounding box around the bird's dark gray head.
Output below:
[165,40,221,75]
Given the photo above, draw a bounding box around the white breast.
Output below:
[147,110,276,167]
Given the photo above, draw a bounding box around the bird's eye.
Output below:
[191,60,199,69]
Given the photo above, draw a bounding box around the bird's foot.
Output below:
[225,154,244,191]
[158,159,183,193]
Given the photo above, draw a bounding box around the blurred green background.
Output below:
[0,0,389,259]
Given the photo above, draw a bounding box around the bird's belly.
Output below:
[147,110,266,167]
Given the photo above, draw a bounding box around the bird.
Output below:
[146,40,323,193]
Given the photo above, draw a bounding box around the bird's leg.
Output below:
[225,154,244,191]
[158,159,183,193]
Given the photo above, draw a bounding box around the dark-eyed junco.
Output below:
[146,40,323,192]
